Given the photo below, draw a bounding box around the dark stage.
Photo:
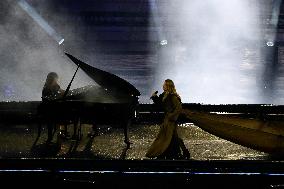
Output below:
[0,102,284,188]
[1,159,284,188]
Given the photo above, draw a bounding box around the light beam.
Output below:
[17,0,64,45]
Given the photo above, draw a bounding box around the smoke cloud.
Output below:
[152,0,270,104]
[0,0,92,101]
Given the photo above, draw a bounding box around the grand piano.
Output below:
[37,52,140,147]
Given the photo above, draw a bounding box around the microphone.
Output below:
[150,91,159,99]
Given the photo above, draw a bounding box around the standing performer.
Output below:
[146,79,190,159]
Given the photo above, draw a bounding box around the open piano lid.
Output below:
[65,52,141,97]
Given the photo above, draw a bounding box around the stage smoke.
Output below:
[152,0,273,104]
[0,0,92,101]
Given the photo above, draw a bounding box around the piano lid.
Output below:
[65,52,141,97]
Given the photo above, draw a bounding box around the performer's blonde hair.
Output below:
[163,79,181,101]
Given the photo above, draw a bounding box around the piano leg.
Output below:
[72,120,78,140]
[124,119,132,148]
[87,124,97,138]
[37,122,42,139]
[33,121,42,146]
[52,124,57,137]
[59,125,69,139]
[47,123,55,143]
[78,122,82,140]
[64,125,68,136]
[72,118,82,140]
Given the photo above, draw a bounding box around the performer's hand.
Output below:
[151,91,158,97]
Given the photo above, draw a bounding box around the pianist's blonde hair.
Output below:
[44,72,58,87]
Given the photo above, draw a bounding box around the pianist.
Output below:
[42,72,65,101]
[42,72,68,140]
[146,79,190,159]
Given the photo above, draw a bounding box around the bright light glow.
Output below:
[152,0,264,104]
[59,38,65,45]
[266,41,274,47]
[160,40,168,46]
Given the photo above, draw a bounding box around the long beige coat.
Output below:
[146,94,182,158]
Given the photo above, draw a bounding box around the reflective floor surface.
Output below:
[0,123,269,160]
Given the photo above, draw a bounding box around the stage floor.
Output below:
[0,123,269,160]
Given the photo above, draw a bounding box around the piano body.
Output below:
[37,53,140,147]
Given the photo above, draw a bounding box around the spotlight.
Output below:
[266,41,274,46]
[160,40,168,46]
[59,39,64,45]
